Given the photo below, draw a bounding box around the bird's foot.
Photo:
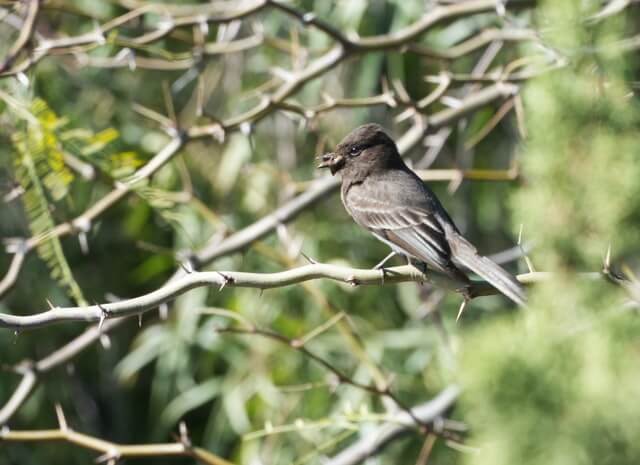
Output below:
[408,258,428,274]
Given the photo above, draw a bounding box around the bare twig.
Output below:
[0,264,558,330]
[0,0,40,73]
[325,386,461,465]
[0,417,234,465]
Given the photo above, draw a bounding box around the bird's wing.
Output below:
[345,186,453,273]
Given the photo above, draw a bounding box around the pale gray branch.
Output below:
[326,386,461,465]
[0,264,549,330]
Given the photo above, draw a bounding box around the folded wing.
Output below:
[345,190,454,274]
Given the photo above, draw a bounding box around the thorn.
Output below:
[93,21,106,45]
[327,373,340,392]
[198,16,209,36]
[178,421,191,448]
[346,275,359,287]
[55,403,68,431]
[343,400,354,416]
[180,260,194,274]
[604,243,612,273]
[96,303,111,332]
[320,92,335,105]
[456,299,468,323]
[240,121,252,136]
[99,334,111,350]
[16,72,29,87]
[300,251,317,264]
[127,50,138,71]
[159,303,168,320]
[138,313,143,328]
[264,420,273,433]
[383,91,397,108]
[95,449,120,464]
[46,299,56,310]
[440,95,463,109]
[394,107,416,123]
[517,224,524,245]
[78,232,89,255]
[433,415,445,433]
[216,272,234,291]
[270,66,294,82]
[518,224,536,273]
[381,373,396,392]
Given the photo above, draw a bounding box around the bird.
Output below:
[317,123,525,306]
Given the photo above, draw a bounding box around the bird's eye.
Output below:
[349,145,362,156]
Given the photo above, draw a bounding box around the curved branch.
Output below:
[0,419,234,465]
[0,252,25,298]
[0,264,547,330]
[0,0,40,73]
[0,318,124,425]
[0,365,37,425]
[325,386,461,465]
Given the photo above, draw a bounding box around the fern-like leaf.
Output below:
[11,99,86,306]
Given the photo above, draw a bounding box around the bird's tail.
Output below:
[448,233,526,306]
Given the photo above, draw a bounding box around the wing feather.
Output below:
[345,191,452,272]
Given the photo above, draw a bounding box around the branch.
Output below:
[1,0,527,78]
[0,412,234,465]
[266,0,353,47]
[409,27,537,60]
[0,318,123,425]
[188,0,528,134]
[353,0,525,50]
[0,251,25,297]
[0,0,40,73]
[325,386,461,465]
[0,264,550,330]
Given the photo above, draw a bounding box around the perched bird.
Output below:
[317,123,525,306]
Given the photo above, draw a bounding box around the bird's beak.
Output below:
[316,152,344,174]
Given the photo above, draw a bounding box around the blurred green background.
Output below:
[1,1,639,464]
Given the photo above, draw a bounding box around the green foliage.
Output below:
[460,3,640,465]
[11,99,85,305]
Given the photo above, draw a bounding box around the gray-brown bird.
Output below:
[318,123,525,306]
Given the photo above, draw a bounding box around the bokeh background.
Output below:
[1,1,640,464]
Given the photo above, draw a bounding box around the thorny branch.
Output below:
[0,405,233,465]
[325,386,461,465]
[3,0,631,463]
[0,265,553,330]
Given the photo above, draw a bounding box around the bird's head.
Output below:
[317,123,401,176]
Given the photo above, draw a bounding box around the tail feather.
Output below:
[449,234,526,306]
